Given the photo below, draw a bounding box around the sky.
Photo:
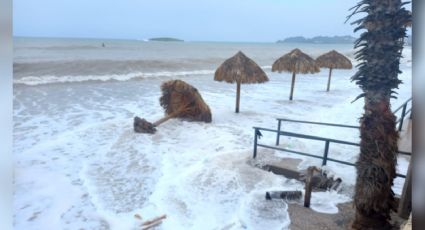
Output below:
[13,0,407,42]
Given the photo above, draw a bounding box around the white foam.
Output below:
[13,56,412,229]
[13,70,216,86]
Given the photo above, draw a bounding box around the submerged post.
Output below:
[253,128,258,158]
[276,120,281,146]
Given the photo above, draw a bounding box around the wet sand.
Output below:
[288,202,407,230]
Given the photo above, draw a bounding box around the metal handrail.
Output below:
[252,127,410,178]
[275,97,412,145]
[393,97,412,114]
[276,118,359,129]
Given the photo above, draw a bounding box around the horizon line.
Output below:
[13,34,363,44]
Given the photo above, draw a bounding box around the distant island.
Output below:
[277,35,357,44]
[149,37,184,42]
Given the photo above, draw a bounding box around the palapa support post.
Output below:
[152,109,184,127]
[316,50,352,92]
[304,166,314,208]
[236,81,241,113]
[326,68,333,92]
[289,72,296,101]
[272,49,320,101]
[214,51,269,113]
[398,158,412,219]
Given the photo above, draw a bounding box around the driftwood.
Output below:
[265,191,302,201]
[141,215,167,229]
[142,221,163,230]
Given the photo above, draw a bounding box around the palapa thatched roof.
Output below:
[159,79,212,123]
[315,50,353,69]
[214,51,269,84]
[272,48,320,74]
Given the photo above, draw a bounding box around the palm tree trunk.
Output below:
[352,92,399,229]
[235,81,241,113]
[326,68,333,92]
[289,71,296,100]
[348,0,411,229]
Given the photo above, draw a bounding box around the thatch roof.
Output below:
[214,51,269,84]
[159,79,212,123]
[315,50,353,69]
[272,48,320,74]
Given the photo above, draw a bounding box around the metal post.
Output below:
[398,157,412,219]
[322,141,330,166]
[276,120,281,146]
[253,128,258,158]
[399,103,407,131]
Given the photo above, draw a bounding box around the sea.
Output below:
[13,37,412,230]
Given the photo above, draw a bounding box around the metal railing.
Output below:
[275,97,412,147]
[393,97,412,131]
[253,97,412,178]
[253,126,410,178]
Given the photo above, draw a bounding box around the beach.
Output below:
[13,38,412,229]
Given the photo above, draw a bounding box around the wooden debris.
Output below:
[134,80,212,134]
[134,213,143,220]
[265,191,302,201]
[134,116,157,134]
[304,166,315,207]
[140,214,167,229]
[299,166,342,191]
[141,220,163,230]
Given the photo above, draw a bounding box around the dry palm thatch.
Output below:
[214,51,268,113]
[134,80,211,134]
[272,48,320,100]
[159,79,212,122]
[316,50,353,91]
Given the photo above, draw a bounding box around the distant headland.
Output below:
[277,35,357,44]
[149,37,184,42]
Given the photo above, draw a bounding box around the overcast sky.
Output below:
[13,0,409,42]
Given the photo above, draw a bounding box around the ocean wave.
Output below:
[13,70,216,86]
[13,66,272,86]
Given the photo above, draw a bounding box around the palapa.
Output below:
[316,50,352,91]
[272,48,320,100]
[134,79,211,134]
[214,51,268,113]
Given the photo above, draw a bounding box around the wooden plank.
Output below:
[263,164,300,180]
